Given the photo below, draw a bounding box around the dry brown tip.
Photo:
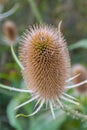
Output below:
[0,0,8,4]
[72,64,87,93]
[19,24,70,100]
[3,20,17,44]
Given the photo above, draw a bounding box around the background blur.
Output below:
[0,0,87,130]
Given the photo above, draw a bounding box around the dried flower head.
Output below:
[14,22,87,118]
[1,23,87,119]
[0,0,8,4]
[72,64,87,93]
[3,20,17,44]
[19,24,70,100]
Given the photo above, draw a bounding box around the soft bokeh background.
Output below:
[0,0,87,130]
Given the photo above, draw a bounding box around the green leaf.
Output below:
[30,110,66,130]
[69,39,87,50]
[7,98,22,130]
[7,93,33,130]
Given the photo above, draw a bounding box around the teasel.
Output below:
[1,22,87,119]
[2,20,24,70]
[0,0,8,5]
[72,64,87,93]
[17,22,87,118]
[3,20,17,44]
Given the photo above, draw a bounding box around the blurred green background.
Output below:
[0,0,87,130]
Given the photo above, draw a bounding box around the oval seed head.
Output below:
[3,20,17,44]
[0,0,8,4]
[19,24,70,100]
[72,64,87,93]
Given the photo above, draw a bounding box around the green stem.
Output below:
[10,45,24,70]
[63,105,87,121]
[28,0,43,23]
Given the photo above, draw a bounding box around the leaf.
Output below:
[69,39,87,50]
[7,97,22,130]
[7,93,33,130]
[30,110,66,130]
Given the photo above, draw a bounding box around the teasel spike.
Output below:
[19,23,79,118]
[3,20,24,70]
[2,23,87,119]
[3,20,17,44]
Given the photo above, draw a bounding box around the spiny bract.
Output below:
[72,64,87,93]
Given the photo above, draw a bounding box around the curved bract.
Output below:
[0,4,19,21]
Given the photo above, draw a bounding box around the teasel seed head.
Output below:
[3,20,17,44]
[72,64,87,93]
[0,0,8,4]
[19,23,70,100]
[1,23,85,119]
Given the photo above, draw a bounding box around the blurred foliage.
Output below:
[0,0,87,130]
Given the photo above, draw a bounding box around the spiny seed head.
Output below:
[19,24,70,100]
[3,20,17,44]
[72,64,87,93]
[0,0,8,4]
